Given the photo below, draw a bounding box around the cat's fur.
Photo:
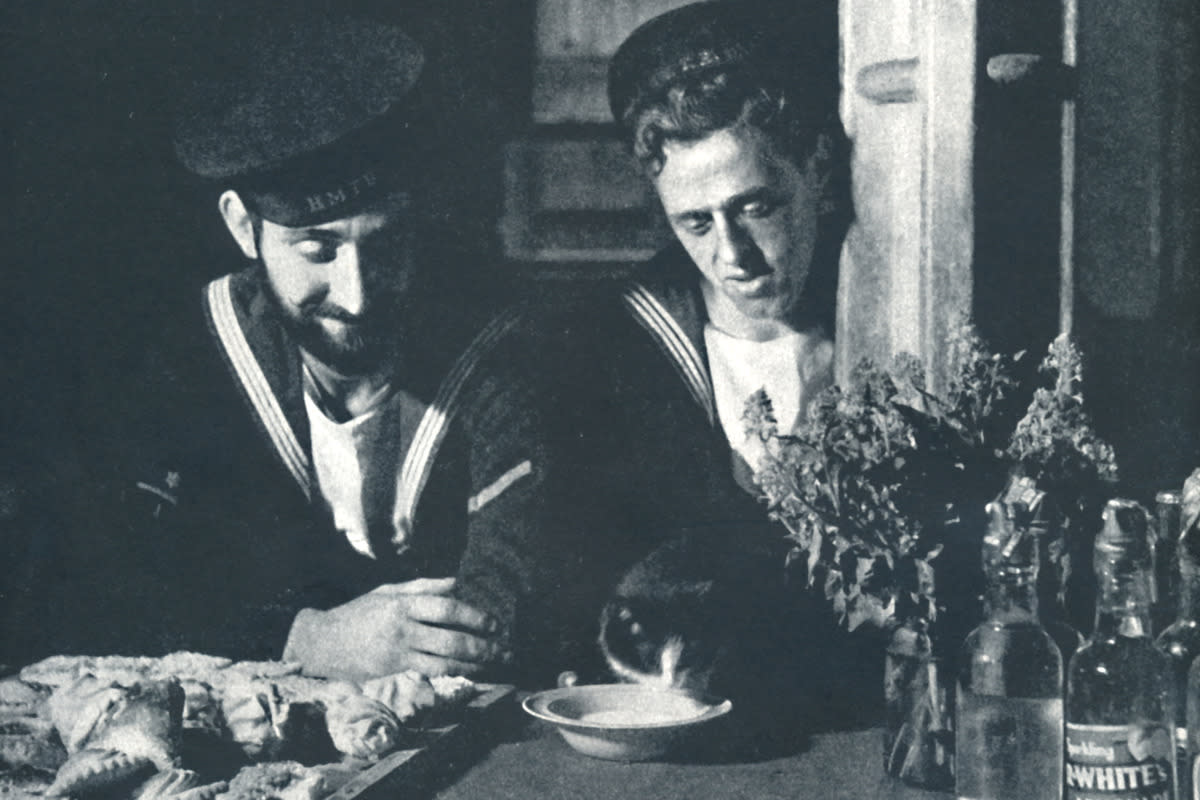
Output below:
[597,531,883,753]
[597,534,818,749]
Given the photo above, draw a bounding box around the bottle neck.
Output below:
[1030,527,1071,623]
[1034,566,1071,623]
[1093,569,1154,638]
[984,569,1039,623]
[1176,558,1200,620]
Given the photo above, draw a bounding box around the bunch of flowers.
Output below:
[743,324,1118,637]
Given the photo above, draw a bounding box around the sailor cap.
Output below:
[607,1,832,133]
[173,15,425,226]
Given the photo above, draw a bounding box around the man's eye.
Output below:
[680,218,711,235]
[742,200,776,218]
[296,240,338,263]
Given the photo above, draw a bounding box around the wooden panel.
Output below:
[535,0,692,57]
[500,135,671,264]
[533,57,613,124]
[837,0,1200,491]
[532,0,696,122]
[837,0,977,391]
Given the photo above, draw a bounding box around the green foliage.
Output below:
[1007,334,1118,490]
[744,323,1118,634]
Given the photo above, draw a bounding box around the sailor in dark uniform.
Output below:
[535,1,871,743]
[23,15,550,683]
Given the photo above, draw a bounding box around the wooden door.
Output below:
[838,0,1199,492]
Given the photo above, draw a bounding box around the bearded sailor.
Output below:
[47,14,547,683]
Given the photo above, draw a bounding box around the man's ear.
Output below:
[218,190,258,260]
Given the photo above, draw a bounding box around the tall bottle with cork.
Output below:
[1003,476,1084,665]
[1188,654,1200,800]
[1065,499,1176,799]
[1155,469,1200,800]
[956,500,1063,799]
[1153,489,1183,634]
[1178,468,1200,800]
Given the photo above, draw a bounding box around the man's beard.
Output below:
[256,271,406,376]
[291,311,388,375]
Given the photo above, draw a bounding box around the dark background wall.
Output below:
[1071,0,1200,499]
[971,0,1200,497]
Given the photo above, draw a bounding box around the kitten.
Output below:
[597,533,824,756]
[598,534,799,700]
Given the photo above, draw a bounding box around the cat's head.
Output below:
[598,597,722,694]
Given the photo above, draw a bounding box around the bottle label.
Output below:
[1065,723,1174,799]
[1192,753,1199,800]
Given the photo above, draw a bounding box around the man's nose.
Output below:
[713,217,749,267]
[327,245,366,316]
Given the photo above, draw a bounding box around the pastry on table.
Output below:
[150,654,234,684]
[218,682,295,762]
[217,761,328,800]
[80,657,160,687]
[356,671,480,727]
[254,676,412,762]
[44,748,156,797]
[1,679,66,795]
[47,677,127,753]
[218,680,330,764]
[132,767,227,800]
[47,676,183,770]
[26,656,159,690]
[429,676,477,707]
[0,714,68,774]
[11,650,493,800]
[0,679,51,719]
[415,675,480,727]
[19,655,91,690]
[358,672,435,724]
[321,695,402,761]
[256,677,350,709]
[209,663,302,690]
[1,765,55,800]
[177,680,223,736]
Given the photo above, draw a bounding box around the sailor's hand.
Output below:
[283,577,509,681]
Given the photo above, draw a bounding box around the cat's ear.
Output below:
[602,601,645,637]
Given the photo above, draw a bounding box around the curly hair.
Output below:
[609,1,852,334]
[625,68,832,176]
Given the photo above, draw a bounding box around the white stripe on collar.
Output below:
[390,307,524,550]
[205,275,313,500]
[621,282,716,424]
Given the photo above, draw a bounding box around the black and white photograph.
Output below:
[2,1,1198,798]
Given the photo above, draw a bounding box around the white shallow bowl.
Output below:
[522,683,733,761]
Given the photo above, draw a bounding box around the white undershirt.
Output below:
[704,324,833,469]
[305,391,405,558]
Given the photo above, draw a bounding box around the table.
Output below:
[430,714,952,800]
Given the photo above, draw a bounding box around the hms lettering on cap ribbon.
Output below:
[305,170,379,215]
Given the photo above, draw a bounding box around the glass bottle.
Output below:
[1153,490,1183,634]
[956,502,1063,800]
[1066,499,1176,799]
[1156,493,1200,800]
[1001,476,1083,663]
[1189,655,1200,800]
